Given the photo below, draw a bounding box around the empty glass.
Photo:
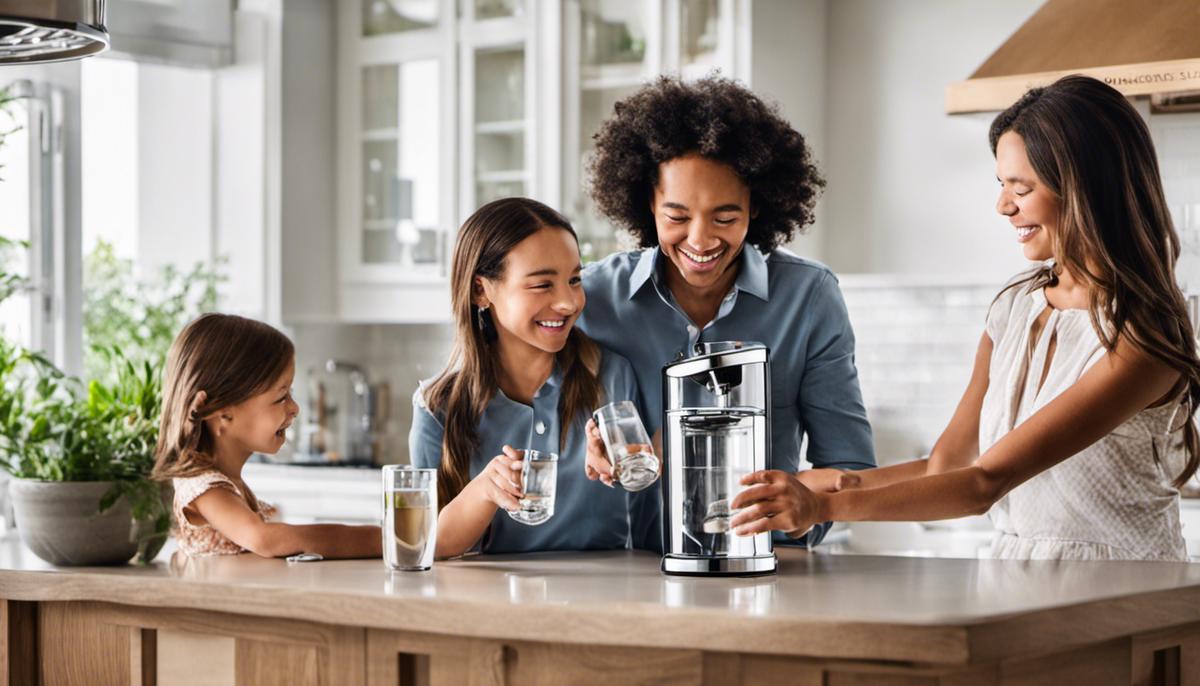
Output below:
[593,401,659,491]
[508,450,558,525]
[383,466,437,571]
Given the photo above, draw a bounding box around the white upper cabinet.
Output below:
[338,0,456,322]
[458,0,539,220]
[336,0,746,323]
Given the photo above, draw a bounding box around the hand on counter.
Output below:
[729,470,827,538]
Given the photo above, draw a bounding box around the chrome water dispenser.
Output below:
[661,342,776,576]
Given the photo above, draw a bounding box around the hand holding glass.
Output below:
[507,450,558,526]
[383,466,437,571]
[593,401,659,492]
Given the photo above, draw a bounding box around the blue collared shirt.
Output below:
[409,351,643,554]
[578,246,876,549]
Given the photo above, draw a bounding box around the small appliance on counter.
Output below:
[294,360,389,466]
[661,341,776,576]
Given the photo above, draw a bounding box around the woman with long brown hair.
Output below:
[409,197,644,557]
[730,75,1199,561]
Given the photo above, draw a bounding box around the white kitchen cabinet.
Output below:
[336,0,458,322]
[560,0,750,260]
[335,0,748,323]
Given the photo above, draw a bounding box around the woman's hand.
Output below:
[472,445,526,511]
[795,468,861,493]
[584,418,615,487]
[729,470,825,537]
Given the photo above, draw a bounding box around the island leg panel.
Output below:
[34,601,366,686]
[368,627,707,685]
[1130,621,1200,686]
[1,600,39,686]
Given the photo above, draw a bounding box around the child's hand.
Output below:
[474,445,525,511]
[584,418,615,487]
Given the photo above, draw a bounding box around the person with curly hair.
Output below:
[576,75,875,552]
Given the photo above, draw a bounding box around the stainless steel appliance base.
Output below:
[661,554,777,577]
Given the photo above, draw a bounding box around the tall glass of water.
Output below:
[507,450,557,526]
[593,401,659,491]
[382,466,437,571]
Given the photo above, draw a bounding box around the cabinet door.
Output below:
[339,0,454,286]
[458,7,537,224]
[561,0,747,264]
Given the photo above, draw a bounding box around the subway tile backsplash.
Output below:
[839,279,996,465]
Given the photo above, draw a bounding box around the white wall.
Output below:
[822,0,1043,278]
[215,8,270,320]
[137,63,215,275]
[280,0,338,323]
[750,0,828,262]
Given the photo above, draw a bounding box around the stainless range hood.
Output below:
[0,0,109,64]
[946,0,1200,113]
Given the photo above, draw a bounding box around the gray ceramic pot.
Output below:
[8,479,138,565]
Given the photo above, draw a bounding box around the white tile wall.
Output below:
[839,277,997,466]
[288,322,454,465]
[1153,111,1200,291]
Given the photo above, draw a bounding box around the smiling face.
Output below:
[995,131,1060,262]
[651,154,752,292]
[208,357,299,457]
[477,225,584,356]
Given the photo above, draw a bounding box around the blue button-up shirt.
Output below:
[409,351,643,553]
[578,246,876,549]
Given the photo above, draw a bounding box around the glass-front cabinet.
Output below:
[562,0,745,262]
[337,0,745,322]
[459,4,537,220]
[338,0,457,321]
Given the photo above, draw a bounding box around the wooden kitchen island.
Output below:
[2,537,1200,686]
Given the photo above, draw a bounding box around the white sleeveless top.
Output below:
[981,276,1188,561]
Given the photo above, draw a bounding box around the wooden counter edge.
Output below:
[0,568,968,664]
[7,566,1200,667]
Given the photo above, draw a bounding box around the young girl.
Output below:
[409,197,645,558]
[154,313,381,558]
[731,75,1200,561]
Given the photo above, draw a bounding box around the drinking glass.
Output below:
[593,401,659,491]
[507,450,558,525]
[382,466,437,571]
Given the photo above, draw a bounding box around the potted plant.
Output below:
[0,339,170,565]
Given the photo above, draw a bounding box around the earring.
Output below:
[477,305,498,343]
[477,305,490,333]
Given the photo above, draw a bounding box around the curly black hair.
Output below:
[587,75,825,253]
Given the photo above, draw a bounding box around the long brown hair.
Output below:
[153,314,295,509]
[423,197,603,507]
[989,74,1200,486]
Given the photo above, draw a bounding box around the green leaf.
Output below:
[98,485,120,513]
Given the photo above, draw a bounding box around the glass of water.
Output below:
[507,450,557,526]
[593,401,659,491]
[382,466,437,571]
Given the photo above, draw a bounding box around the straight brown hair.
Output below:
[152,314,295,508]
[423,197,603,508]
[990,74,1200,486]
